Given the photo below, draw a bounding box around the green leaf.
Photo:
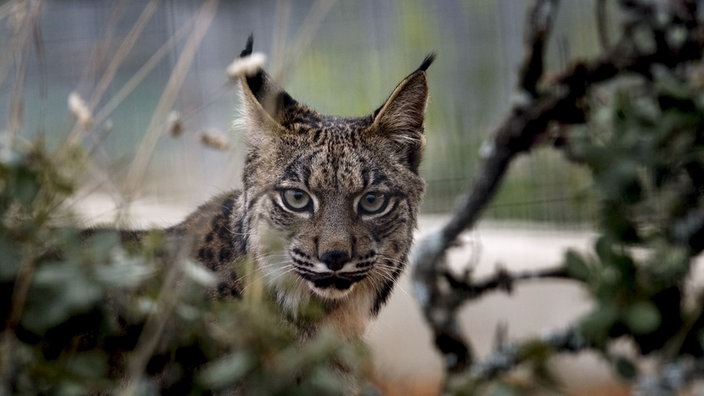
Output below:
[21,261,102,333]
[614,356,637,379]
[94,254,154,289]
[565,249,589,281]
[624,301,661,335]
[594,236,613,262]
[84,229,120,259]
[645,242,689,286]
[11,166,40,206]
[199,352,253,389]
[65,352,109,380]
[600,207,639,243]
[579,304,619,345]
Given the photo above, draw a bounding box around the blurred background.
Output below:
[0,0,608,224]
[1,1,627,394]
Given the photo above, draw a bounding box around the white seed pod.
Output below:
[226,52,267,80]
[199,130,231,151]
[68,91,93,129]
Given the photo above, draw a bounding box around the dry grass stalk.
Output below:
[270,0,338,83]
[122,0,219,201]
[62,0,159,151]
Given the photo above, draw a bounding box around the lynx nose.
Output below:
[320,250,350,271]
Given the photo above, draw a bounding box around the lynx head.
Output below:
[236,36,433,322]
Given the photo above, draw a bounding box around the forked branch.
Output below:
[412,0,562,373]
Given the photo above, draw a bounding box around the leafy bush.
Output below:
[0,142,369,395]
[565,65,704,374]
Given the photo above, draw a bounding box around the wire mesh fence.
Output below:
[1,0,606,226]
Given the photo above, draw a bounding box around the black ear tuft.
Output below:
[237,34,303,133]
[246,71,264,100]
[417,53,436,72]
[238,34,266,102]
[240,34,254,58]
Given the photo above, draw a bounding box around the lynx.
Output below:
[167,36,433,338]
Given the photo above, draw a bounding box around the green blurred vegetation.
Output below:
[566,67,704,355]
[0,142,369,394]
[451,45,704,394]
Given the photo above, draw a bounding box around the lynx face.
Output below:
[236,37,433,321]
[258,118,423,304]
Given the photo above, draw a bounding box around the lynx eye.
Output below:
[358,192,388,215]
[281,189,312,212]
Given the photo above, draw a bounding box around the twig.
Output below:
[596,0,611,51]
[123,0,219,203]
[519,0,559,96]
[3,0,42,151]
[89,0,159,112]
[464,327,588,384]
[91,15,196,132]
[62,0,160,150]
[270,0,338,84]
[118,223,208,395]
[443,265,572,301]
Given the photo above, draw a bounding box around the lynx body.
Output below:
[172,37,433,338]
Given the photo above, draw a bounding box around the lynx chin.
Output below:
[167,36,434,338]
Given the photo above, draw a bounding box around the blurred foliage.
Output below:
[444,9,704,394]
[565,64,704,358]
[0,142,369,394]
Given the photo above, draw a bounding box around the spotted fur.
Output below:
[171,36,433,338]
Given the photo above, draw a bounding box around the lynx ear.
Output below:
[370,54,435,172]
[236,35,298,138]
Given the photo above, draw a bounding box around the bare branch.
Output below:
[411,0,562,374]
[467,327,587,382]
[443,265,573,301]
[520,0,560,96]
